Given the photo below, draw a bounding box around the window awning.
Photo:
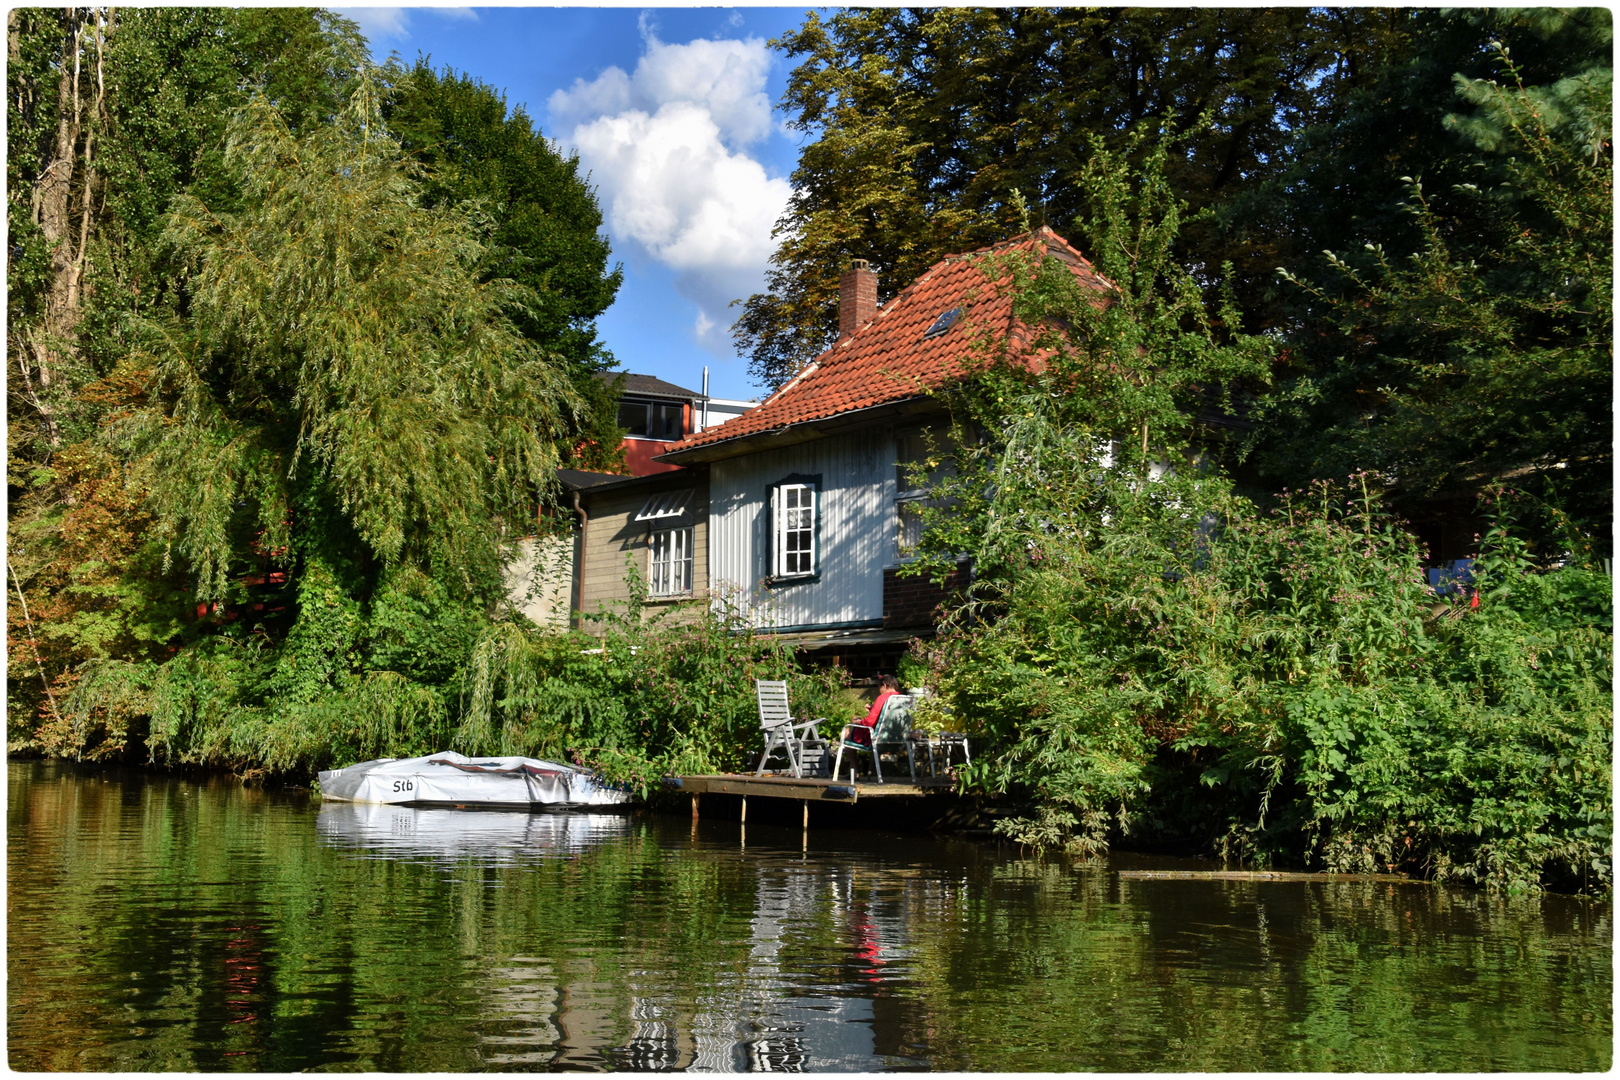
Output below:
[634,490,693,522]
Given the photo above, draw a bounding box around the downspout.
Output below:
[571,488,588,631]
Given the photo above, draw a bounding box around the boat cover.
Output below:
[317,751,631,807]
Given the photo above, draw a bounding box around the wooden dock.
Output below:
[666,773,955,802]
[1118,870,1417,884]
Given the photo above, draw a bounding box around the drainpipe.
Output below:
[701,366,710,431]
[571,488,588,631]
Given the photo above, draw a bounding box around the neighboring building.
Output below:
[598,372,701,476]
[654,228,1111,674]
[596,372,759,476]
[694,395,759,433]
[564,466,710,625]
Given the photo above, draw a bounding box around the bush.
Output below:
[458,589,845,794]
[919,459,1612,891]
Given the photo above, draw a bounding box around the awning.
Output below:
[634,490,692,522]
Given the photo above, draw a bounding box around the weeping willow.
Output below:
[114,66,579,600]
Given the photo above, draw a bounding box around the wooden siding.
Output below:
[578,474,709,626]
[708,428,897,630]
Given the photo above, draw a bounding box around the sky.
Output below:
[335,6,824,402]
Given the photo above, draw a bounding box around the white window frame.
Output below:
[648,525,694,597]
[772,482,817,579]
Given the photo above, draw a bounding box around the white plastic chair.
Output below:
[753,680,826,777]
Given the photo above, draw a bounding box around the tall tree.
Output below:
[126,81,579,600]
[7,7,369,745]
[382,59,626,470]
[734,7,1406,389]
[1245,8,1612,550]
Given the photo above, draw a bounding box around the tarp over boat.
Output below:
[317,751,631,808]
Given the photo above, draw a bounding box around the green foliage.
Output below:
[1250,12,1613,547]
[905,121,1609,891]
[121,78,579,599]
[458,593,844,795]
[9,18,626,773]
[381,58,626,471]
[735,7,1406,387]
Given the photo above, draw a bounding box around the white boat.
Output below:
[317,751,632,808]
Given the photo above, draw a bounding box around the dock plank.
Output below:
[666,773,953,801]
[1117,870,1416,883]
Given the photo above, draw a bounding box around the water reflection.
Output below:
[316,802,631,863]
[6,761,1612,1072]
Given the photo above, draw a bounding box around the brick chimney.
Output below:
[838,259,878,340]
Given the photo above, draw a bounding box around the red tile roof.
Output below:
[667,228,1110,456]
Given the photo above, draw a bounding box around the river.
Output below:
[6,760,1611,1071]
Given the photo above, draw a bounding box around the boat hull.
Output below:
[317,751,631,808]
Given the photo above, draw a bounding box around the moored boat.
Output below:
[317,751,631,808]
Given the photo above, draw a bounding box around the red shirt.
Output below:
[857,690,898,728]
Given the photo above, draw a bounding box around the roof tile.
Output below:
[672,228,1108,453]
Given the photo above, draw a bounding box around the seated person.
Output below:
[845,675,900,747]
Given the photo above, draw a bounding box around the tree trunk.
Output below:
[24,7,107,449]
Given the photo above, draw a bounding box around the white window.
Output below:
[897,502,925,555]
[648,526,693,597]
[773,483,816,578]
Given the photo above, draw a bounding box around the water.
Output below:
[7,760,1611,1072]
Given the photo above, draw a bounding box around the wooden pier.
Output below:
[666,773,955,802]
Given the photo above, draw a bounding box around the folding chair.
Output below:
[753,680,827,777]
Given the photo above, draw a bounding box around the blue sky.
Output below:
[337,6,823,401]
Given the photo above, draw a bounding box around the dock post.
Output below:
[691,795,700,820]
[740,796,747,823]
[802,801,809,830]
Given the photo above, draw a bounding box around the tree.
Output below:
[1248,10,1612,550]
[7,7,370,745]
[734,7,1407,389]
[125,80,579,600]
[7,8,366,475]
[382,58,626,470]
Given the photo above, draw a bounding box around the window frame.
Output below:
[647,524,695,598]
[618,397,687,441]
[768,476,820,584]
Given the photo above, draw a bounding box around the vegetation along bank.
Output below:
[7,9,1610,893]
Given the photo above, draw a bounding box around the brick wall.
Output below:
[883,561,971,630]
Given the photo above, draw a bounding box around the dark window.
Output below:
[617,399,650,436]
[618,398,686,440]
[652,402,684,439]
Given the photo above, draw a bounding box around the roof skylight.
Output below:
[923,307,962,339]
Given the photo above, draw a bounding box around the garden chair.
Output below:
[753,680,828,778]
[832,694,918,784]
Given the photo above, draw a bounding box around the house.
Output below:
[561,464,711,625]
[641,227,1112,675]
[598,372,759,476]
[506,372,759,627]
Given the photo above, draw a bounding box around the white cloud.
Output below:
[550,34,774,147]
[336,7,410,41]
[554,34,790,357]
[336,6,477,44]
